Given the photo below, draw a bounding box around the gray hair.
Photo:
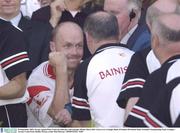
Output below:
[152,14,180,43]
[84,11,119,42]
[127,0,142,12]
[146,0,180,27]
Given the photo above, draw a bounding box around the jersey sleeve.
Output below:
[72,60,91,121]
[0,25,31,80]
[117,50,149,108]
[26,63,54,127]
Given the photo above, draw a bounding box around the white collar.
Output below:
[69,10,80,17]
[120,24,138,44]
[10,13,22,27]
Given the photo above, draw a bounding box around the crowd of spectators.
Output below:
[0,0,180,128]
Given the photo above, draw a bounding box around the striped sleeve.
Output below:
[72,60,91,120]
[125,105,167,127]
[117,50,149,108]
[0,25,31,80]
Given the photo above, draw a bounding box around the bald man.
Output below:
[26,22,84,127]
[125,13,180,127]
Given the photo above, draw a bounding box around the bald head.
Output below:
[146,0,179,27]
[51,22,83,42]
[152,14,180,43]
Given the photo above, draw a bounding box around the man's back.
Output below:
[72,43,134,127]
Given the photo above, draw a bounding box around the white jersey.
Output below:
[72,43,134,127]
[27,61,73,127]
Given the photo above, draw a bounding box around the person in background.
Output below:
[125,13,180,127]
[1,0,52,76]
[104,0,151,52]
[71,11,134,127]
[38,0,53,7]
[116,0,179,123]
[81,0,104,14]
[21,0,53,18]
[27,22,84,127]
[0,18,31,127]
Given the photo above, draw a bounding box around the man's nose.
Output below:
[71,46,78,54]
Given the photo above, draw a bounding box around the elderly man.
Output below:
[104,0,151,52]
[71,11,134,127]
[27,22,84,127]
[116,0,179,123]
[125,13,180,127]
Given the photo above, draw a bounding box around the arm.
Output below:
[47,52,70,121]
[49,0,66,27]
[0,73,26,99]
[124,97,139,122]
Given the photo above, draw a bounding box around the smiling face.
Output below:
[0,0,21,19]
[51,23,84,70]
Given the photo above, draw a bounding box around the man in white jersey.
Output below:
[26,22,84,127]
[71,11,134,127]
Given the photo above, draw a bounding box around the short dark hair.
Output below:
[84,11,119,42]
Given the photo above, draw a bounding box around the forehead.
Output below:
[56,26,83,43]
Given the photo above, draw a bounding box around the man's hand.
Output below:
[49,0,66,27]
[49,52,67,74]
[54,109,72,126]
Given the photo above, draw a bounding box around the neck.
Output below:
[156,44,180,64]
[65,0,82,11]
[92,39,119,53]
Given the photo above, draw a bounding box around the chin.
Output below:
[68,63,79,70]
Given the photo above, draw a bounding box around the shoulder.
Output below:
[33,6,50,16]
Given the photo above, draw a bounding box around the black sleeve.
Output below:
[72,58,92,121]
[116,48,150,108]
[0,25,31,80]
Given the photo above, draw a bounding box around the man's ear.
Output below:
[50,41,56,52]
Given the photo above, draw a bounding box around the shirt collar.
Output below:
[94,43,128,55]
[120,24,138,44]
[162,55,180,66]
[69,10,80,17]
[10,13,22,27]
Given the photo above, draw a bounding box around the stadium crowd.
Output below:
[0,0,180,127]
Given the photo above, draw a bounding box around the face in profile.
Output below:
[104,0,131,37]
[0,0,21,18]
[52,24,84,70]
